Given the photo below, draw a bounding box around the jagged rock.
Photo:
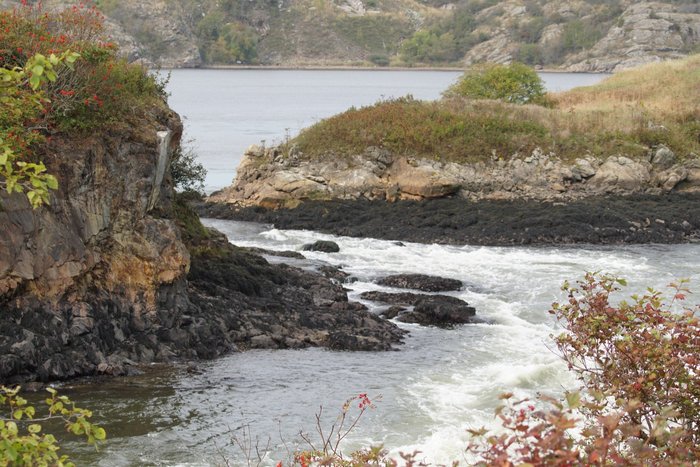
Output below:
[396,295,477,327]
[571,159,597,181]
[652,145,676,170]
[566,2,700,72]
[318,265,354,284]
[377,274,462,292]
[302,240,341,253]
[588,156,650,192]
[359,291,478,327]
[244,247,306,259]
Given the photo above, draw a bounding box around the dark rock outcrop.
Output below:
[302,240,340,253]
[359,291,478,327]
[377,274,462,292]
[0,105,404,384]
[197,194,700,246]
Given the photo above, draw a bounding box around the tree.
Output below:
[443,62,548,105]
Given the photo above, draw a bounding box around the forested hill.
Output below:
[8,0,699,71]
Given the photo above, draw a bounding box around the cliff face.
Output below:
[24,0,697,72]
[0,105,404,383]
[0,106,192,381]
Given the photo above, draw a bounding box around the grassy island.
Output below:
[287,55,700,164]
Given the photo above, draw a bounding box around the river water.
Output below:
[61,70,700,466]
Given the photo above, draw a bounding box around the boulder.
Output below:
[396,296,477,327]
[377,274,462,292]
[588,156,650,192]
[359,291,422,305]
[302,240,340,253]
[651,146,676,170]
[360,291,477,327]
[571,159,597,180]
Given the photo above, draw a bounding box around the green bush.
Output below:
[0,386,105,466]
[444,62,548,105]
[399,30,457,64]
[0,2,168,207]
[170,140,207,194]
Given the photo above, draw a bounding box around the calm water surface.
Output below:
[60,70,671,466]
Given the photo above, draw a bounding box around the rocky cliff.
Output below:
[0,103,403,383]
[5,0,697,71]
[17,0,696,72]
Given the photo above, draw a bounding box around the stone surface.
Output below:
[200,194,700,246]
[302,240,341,253]
[566,2,700,72]
[359,291,478,327]
[211,140,700,209]
[377,274,462,292]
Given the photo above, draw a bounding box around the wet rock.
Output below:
[245,247,306,259]
[318,265,354,284]
[397,296,477,327]
[302,240,340,253]
[206,194,700,246]
[380,306,405,319]
[360,291,478,327]
[377,274,462,292]
[359,291,423,306]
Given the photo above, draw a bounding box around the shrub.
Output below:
[0,51,76,206]
[170,139,207,194]
[0,2,169,206]
[444,62,548,105]
[466,274,700,465]
[0,386,105,466]
[399,30,457,64]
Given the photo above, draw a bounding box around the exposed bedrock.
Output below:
[209,144,700,210]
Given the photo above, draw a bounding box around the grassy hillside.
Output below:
[286,55,700,163]
[79,0,700,69]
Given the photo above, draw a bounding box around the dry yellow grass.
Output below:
[292,55,700,163]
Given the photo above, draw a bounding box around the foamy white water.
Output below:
[65,219,700,465]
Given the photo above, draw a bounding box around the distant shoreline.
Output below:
[168,64,607,74]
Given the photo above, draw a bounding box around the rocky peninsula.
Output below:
[202,56,700,245]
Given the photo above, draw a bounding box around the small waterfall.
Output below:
[148,130,172,211]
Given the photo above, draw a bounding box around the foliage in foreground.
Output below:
[0,386,105,466]
[274,274,699,466]
[0,2,168,207]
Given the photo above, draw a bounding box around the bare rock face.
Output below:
[0,110,186,300]
[210,141,700,208]
[0,104,195,382]
[588,156,651,192]
[567,2,700,72]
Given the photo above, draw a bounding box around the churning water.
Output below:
[66,220,700,465]
[61,69,685,466]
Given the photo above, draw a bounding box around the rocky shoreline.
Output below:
[195,193,700,246]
